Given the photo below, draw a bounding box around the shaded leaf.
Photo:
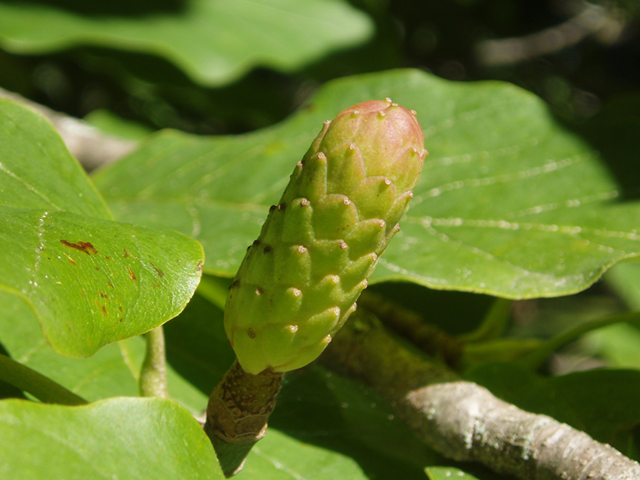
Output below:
[0,98,204,356]
[0,397,224,479]
[0,0,373,86]
[94,70,640,298]
[239,429,368,480]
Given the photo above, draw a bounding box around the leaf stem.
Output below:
[517,311,640,370]
[457,298,513,343]
[0,353,87,405]
[139,326,169,398]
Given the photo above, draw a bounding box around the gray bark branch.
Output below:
[321,309,640,480]
[475,1,618,66]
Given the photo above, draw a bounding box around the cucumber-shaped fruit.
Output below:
[225,98,427,374]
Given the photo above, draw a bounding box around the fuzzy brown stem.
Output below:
[204,361,283,477]
[321,308,640,480]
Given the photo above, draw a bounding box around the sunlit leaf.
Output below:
[94,70,640,299]
[0,397,224,479]
[0,98,203,356]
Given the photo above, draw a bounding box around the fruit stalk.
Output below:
[204,361,283,477]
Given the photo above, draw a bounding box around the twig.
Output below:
[204,361,283,477]
[139,326,170,398]
[0,87,136,169]
[320,309,640,480]
[0,353,87,406]
[476,1,612,66]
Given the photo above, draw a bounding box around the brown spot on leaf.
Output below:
[230,280,240,289]
[61,240,97,255]
[123,248,130,258]
[101,306,107,316]
[129,268,137,280]
[119,306,123,312]
[99,292,108,299]
[120,318,124,323]
[263,245,272,253]
[107,282,113,288]
[150,263,164,278]
[247,328,256,339]
[105,256,111,260]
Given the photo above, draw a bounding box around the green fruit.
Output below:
[225,98,427,374]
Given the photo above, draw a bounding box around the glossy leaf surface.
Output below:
[0,397,224,479]
[94,70,640,299]
[0,98,204,356]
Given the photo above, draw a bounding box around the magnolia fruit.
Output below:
[225,98,427,374]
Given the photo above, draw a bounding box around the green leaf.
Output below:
[0,99,109,217]
[94,70,640,299]
[0,98,204,356]
[426,467,480,480]
[0,0,373,86]
[0,397,224,480]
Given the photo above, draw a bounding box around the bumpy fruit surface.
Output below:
[225,98,428,374]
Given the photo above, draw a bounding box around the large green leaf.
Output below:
[0,0,373,86]
[0,98,204,356]
[93,70,640,299]
[0,397,224,479]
